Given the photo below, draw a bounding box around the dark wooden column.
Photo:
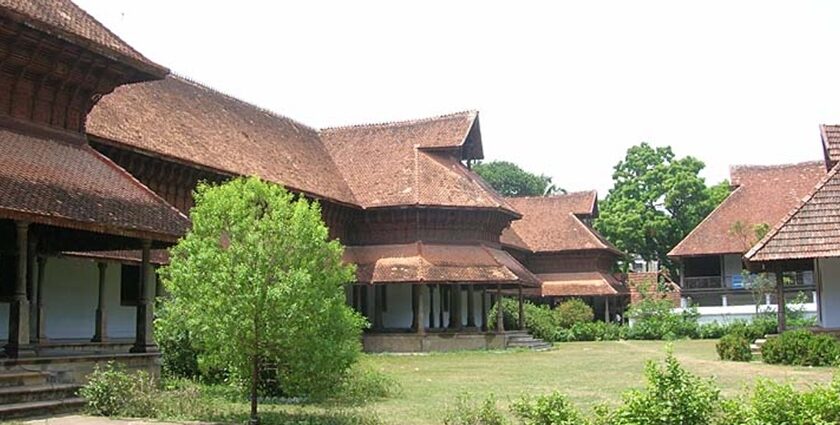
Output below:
[6,221,33,357]
[517,285,525,330]
[415,284,426,335]
[373,285,384,331]
[131,240,157,353]
[92,262,108,342]
[428,284,435,329]
[480,287,488,332]
[466,285,476,328]
[410,285,418,331]
[35,256,47,342]
[449,284,463,330]
[495,283,505,333]
[776,271,786,332]
[27,237,37,344]
[604,296,611,323]
[438,286,445,328]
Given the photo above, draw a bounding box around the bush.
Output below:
[564,321,622,342]
[723,378,840,425]
[488,299,560,343]
[761,329,840,366]
[511,391,584,425]
[79,362,158,417]
[443,393,508,425]
[554,299,594,329]
[330,363,401,404]
[606,351,720,425]
[625,298,699,340]
[716,334,753,362]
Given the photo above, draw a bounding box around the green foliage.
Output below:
[625,298,699,340]
[554,299,594,328]
[443,393,509,425]
[698,318,777,342]
[722,378,840,425]
[761,330,840,367]
[716,334,753,362]
[511,391,585,425]
[472,161,563,197]
[594,142,730,271]
[155,317,201,380]
[606,351,720,425]
[158,177,365,411]
[330,363,401,405]
[79,362,158,417]
[559,321,623,342]
[488,299,558,342]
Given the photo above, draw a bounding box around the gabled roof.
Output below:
[821,124,840,169]
[0,126,188,241]
[500,192,621,254]
[0,0,167,79]
[669,161,825,258]
[538,271,627,297]
[746,163,840,262]
[87,76,358,206]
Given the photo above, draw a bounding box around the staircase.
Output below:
[505,330,552,351]
[750,334,777,357]
[0,371,84,420]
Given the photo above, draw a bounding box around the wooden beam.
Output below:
[467,284,476,328]
[92,262,108,342]
[415,285,426,335]
[481,287,488,332]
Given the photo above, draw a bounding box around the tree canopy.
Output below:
[158,177,364,423]
[472,160,564,197]
[595,143,730,272]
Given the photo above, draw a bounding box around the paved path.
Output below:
[22,415,209,425]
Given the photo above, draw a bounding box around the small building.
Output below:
[501,192,629,321]
[668,162,824,322]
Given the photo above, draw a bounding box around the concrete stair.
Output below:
[505,330,552,351]
[0,371,84,419]
[750,334,778,357]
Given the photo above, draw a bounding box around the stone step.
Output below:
[0,383,81,405]
[0,372,48,388]
[0,397,85,420]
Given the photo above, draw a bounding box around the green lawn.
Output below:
[359,339,834,425]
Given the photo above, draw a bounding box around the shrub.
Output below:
[698,321,727,339]
[729,379,840,425]
[330,363,401,404]
[443,393,508,425]
[554,299,594,329]
[625,298,698,340]
[511,391,584,425]
[761,329,840,366]
[607,351,720,425]
[488,299,560,343]
[716,333,753,362]
[566,321,622,342]
[79,362,158,417]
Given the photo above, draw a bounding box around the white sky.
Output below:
[76,0,840,194]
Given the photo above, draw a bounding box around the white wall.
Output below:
[0,257,137,340]
[819,258,840,328]
[722,254,743,287]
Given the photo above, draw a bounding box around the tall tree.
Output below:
[158,177,364,425]
[473,160,564,197]
[595,143,729,272]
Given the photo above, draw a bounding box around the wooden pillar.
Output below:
[6,221,33,357]
[410,285,418,331]
[373,285,384,331]
[495,283,505,333]
[776,271,786,332]
[604,297,611,323]
[415,284,426,335]
[481,287,488,332]
[131,240,156,353]
[92,262,108,342]
[428,284,435,329]
[438,285,445,329]
[517,285,525,330]
[449,284,462,330]
[467,285,476,328]
[27,237,37,344]
[35,256,46,342]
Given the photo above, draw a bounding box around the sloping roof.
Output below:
[669,161,825,257]
[63,249,170,266]
[343,242,539,286]
[500,192,620,254]
[746,163,840,262]
[821,124,840,168]
[87,76,358,205]
[0,0,166,79]
[538,271,627,297]
[319,112,517,213]
[0,127,189,241]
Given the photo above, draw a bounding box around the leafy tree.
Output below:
[158,177,365,424]
[595,143,729,273]
[472,160,564,197]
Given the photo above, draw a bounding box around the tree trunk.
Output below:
[250,353,259,425]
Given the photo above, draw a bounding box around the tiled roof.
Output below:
[538,271,627,297]
[343,242,539,286]
[0,0,166,78]
[746,163,840,262]
[87,76,358,205]
[500,192,620,254]
[669,161,825,257]
[0,127,189,241]
[320,112,515,212]
[63,249,170,266]
[821,124,840,168]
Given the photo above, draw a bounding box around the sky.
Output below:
[76,0,840,195]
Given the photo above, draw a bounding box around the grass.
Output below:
[148,339,835,425]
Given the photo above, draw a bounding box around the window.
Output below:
[120,264,140,306]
